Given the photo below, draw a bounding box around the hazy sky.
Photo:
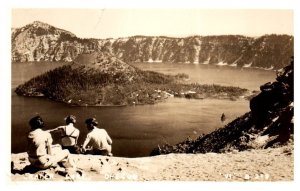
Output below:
[12,9,293,39]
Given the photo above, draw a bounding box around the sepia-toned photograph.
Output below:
[10,7,294,182]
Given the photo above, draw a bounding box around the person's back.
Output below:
[48,115,80,154]
[61,124,80,147]
[27,128,52,158]
[87,128,112,150]
[82,118,112,156]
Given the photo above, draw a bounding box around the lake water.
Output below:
[11,62,276,157]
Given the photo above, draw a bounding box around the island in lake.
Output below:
[15,51,248,106]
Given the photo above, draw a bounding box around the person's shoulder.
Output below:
[68,124,79,131]
[73,125,80,131]
[42,129,51,135]
[74,128,80,135]
[28,129,38,137]
[87,129,94,136]
[99,128,108,133]
[39,129,52,138]
[92,127,103,133]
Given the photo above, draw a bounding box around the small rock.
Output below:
[244,174,250,180]
[232,149,239,154]
[36,171,53,180]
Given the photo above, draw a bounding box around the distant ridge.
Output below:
[12,21,293,69]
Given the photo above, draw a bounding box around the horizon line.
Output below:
[12,20,294,40]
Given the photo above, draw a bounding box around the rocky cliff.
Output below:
[12,21,99,62]
[12,21,293,69]
[100,35,293,69]
[151,58,294,155]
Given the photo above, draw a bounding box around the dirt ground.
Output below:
[11,143,293,181]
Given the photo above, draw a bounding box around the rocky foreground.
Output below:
[11,143,293,181]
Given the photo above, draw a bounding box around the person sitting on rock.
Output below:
[27,116,75,170]
[81,118,113,156]
[47,115,80,154]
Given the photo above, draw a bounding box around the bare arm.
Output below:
[46,139,52,155]
[82,134,91,149]
[46,133,53,155]
[74,129,80,144]
[47,126,64,133]
[106,132,112,145]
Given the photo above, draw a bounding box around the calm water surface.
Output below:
[11,62,276,157]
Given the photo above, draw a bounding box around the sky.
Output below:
[12,9,293,39]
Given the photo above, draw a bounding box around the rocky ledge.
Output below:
[11,143,293,181]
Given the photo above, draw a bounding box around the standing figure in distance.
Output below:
[48,115,80,154]
[81,118,113,156]
[27,116,74,170]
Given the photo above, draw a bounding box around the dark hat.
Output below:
[29,116,45,129]
[65,115,76,124]
[85,118,98,126]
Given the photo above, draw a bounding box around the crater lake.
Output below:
[11,62,276,157]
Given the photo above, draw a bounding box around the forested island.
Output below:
[15,51,248,106]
